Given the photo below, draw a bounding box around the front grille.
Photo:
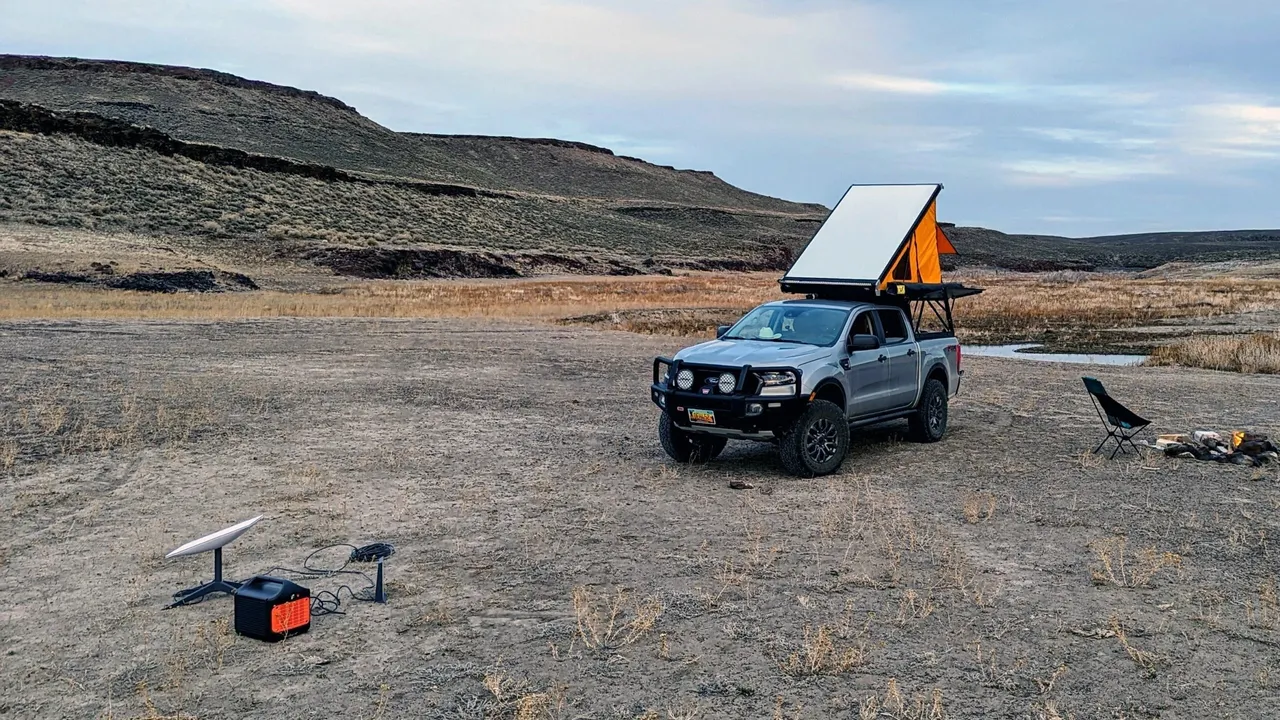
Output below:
[684,366,740,396]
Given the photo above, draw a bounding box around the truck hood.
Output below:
[674,339,828,368]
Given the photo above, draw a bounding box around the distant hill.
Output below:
[0,55,817,212]
[1,53,1278,283]
[0,54,829,280]
[944,226,1280,272]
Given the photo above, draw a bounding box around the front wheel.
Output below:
[908,378,948,443]
[658,413,727,463]
[778,399,849,477]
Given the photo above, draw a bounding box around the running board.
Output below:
[848,408,915,430]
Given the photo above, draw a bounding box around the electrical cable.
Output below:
[260,542,394,617]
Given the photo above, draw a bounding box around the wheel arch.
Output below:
[924,362,949,390]
[812,379,846,411]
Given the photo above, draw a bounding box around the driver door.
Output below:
[841,310,889,418]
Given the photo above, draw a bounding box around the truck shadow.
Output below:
[710,421,913,476]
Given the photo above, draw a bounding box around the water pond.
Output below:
[964,343,1148,366]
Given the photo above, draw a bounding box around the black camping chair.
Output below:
[1082,377,1152,459]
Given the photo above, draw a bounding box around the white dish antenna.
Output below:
[164,515,263,608]
[166,515,262,559]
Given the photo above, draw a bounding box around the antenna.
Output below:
[164,515,262,608]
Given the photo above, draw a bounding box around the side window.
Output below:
[849,311,875,339]
[877,309,909,344]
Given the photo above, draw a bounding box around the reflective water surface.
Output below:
[964,343,1148,366]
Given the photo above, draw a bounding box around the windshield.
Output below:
[723,305,850,346]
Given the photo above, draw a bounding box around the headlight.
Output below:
[676,369,694,390]
[756,371,797,397]
[717,372,737,394]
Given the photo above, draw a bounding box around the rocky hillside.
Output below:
[2,53,1278,283]
[0,55,818,213]
[0,54,830,280]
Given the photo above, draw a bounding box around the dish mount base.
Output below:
[166,548,242,608]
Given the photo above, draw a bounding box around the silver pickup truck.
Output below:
[650,297,962,476]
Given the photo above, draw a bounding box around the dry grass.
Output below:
[858,679,946,720]
[1246,577,1279,631]
[0,273,781,322]
[1088,537,1183,588]
[482,673,568,720]
[0,375,221,474]
[895,588,937,625]
[961,492,998,524]
[193,618,236,673]
[955,272,1280,330]
[103,683,198,720]
[1109,617,1162,672]
[777,624,869,677]
[571,586,664,651]
[5,271,1279,337]
[1146,333,1280,374]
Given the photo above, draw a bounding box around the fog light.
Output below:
[657,394,666,407]
[746,403,763,416]
[717,372,737,394]
[676,369,694,390]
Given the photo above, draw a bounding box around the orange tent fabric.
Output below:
[879,199,944,288]
[937,226,957,255]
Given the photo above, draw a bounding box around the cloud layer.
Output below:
[1,0,1278,233]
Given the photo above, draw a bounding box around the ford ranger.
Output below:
[650,296,963,476]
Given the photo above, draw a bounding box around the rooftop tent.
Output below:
[781,183,957,294]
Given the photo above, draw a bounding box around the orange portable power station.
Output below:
[233,576,311,642]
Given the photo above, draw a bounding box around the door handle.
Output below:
[877,354,887,363]
[907,348,917,357]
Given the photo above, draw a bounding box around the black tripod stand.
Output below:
[166,547,242,608]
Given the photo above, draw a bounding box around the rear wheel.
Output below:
[779,400,849,477]
[908,378,948,443]
[658,413,727,463]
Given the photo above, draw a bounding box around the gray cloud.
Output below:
[1,0,1277,233]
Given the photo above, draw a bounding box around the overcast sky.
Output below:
[3,0,1279,235]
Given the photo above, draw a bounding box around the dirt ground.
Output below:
[2,318,1279,719]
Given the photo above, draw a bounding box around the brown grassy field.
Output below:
[1147,333,1280,374]
[5,269,1280,342]
[5,268,1280,374]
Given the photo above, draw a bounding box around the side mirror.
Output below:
[848,334,880,351]
[716,325,732,338]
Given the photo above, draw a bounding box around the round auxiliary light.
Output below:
[676,369,695,390]
[717,372,737,394]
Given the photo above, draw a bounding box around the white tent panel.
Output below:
[784,184,939,283]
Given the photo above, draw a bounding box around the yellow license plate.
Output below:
[688,409,716,425]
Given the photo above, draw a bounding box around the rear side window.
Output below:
[876,309,909,344]
[849,311,875,338]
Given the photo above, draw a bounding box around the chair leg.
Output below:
[1095,430,1116,453]
[1109,438,1126,460]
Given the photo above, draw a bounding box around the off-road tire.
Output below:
[778,400,849,477]
[658,413,727,463]
[908,378,948,443]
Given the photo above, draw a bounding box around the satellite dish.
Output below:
[164,515,263,608]
[166,515,262,559]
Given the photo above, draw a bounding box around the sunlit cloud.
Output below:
[1002,157,1173,186]
[829,73,952,95]
[265,0,886,98]
[1186,102,1280,158]
[1021,127,1161,150]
